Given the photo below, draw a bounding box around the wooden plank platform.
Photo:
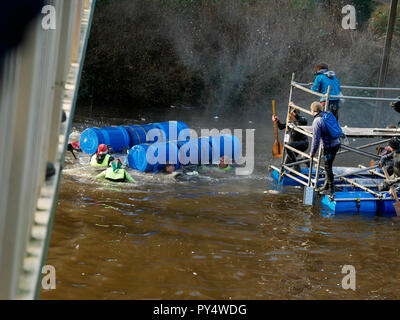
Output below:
[299,126,400,138]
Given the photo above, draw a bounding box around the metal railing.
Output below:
[0,0,96,300]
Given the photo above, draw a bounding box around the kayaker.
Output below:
[272,106,309,172]
[311,62,341,120]
[309,101,341,196]
[90,144,114,168]
[96,159,135,182]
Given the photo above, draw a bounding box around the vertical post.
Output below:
[313,85,331,188]
[374,0,398,125]
[279,73,295,182]
[72,0,83,63]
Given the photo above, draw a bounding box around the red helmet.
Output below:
[96,144,108,156]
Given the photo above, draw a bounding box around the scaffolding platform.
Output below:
[269,75,400,215]
[299,126,400,138]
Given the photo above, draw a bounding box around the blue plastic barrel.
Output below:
[177,137,211,166]
[80,121,190,154]
[209,134,242,163]
[80,126,130,154]
[152,121,191,142]
[123,124,161,147]
[127,143,152,171]
[79,128,105,155]
[101,126,131,153]
[270,168,307,186]
[376,192,397,216]
[321,192,377,214]
[128,141,180,173]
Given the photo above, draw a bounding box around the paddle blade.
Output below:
[272,141,283,158]
[369,160,375,167]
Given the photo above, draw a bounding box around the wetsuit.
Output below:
[96,167,135,182]
[90,153,114,168]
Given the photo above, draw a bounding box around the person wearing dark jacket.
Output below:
[378,139,400,192]
[309,102,341,195]
[311,62,341,120]
[272,107,309,172]
[377,137,400,177]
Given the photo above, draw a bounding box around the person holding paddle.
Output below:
[376,137,400,176]
[272,105,309,172]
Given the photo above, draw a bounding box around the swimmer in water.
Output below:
[96,159,135,182]
[90,144,114,168]
[218,156,233,171]
[67,141,81,159]
[201,156,234,172]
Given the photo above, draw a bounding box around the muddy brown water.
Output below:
[40,108,400,299]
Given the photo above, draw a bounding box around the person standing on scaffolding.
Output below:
[272,107,309,172]
[309,102,341,196]
[377,137,400,176]
[311,62,341,120]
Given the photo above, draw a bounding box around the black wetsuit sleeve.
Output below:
[297,116,308,126]
[277,120,286,130]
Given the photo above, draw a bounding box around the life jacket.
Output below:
[90,154,110,167]
[105,167,126,182]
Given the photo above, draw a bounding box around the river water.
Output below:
[40,105,400,300]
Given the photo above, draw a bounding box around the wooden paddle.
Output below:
[272,100,283,158]
[382,166,400,216]
[369,145,382,167]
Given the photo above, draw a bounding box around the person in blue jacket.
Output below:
[311,62,341,120]
[309,102,341,196]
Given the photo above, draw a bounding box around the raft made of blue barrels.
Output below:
[127,134,242,173]
[270,167,384,187]
[79,121,190,154]
[321,192,397,216]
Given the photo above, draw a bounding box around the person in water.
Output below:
[164,163,177,174]
[90,144,114,168]
[199,156,235,173]
[311,62,341,120]
[272,106,309,172]
[67,141,81,159]
[218,156,233,171]
[96,159,135,182]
